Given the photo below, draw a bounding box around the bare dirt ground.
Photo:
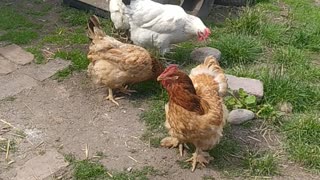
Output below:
[1,73,318,179]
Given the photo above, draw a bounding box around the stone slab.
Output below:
[0,44,34,65]
[0,56,17,75]
[191,47,221,63]
[15,149,69,180]
[0,73,38,100]
[226,74,264,98]
[20,58,71,81]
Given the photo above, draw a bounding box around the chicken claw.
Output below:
[185,150,210,172]
[106,88,120,106]
[160,137,179,148]
[119,85,137,95]
[161,137,189,156]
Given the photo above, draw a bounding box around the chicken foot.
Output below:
[105,88,123,106]
[160,137,189,156]
[119,85,137,95]
[185,148,211,172]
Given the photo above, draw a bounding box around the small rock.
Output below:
[127,167,133,172]
[227,109,255,125]
[0,44,34,65]
[226,74,264,99]
[190,47,221,63]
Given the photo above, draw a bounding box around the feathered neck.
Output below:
[164,71,209,115]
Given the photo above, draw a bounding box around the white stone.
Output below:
[227,109,255,125]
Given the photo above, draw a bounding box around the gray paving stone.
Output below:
[0,44,34,65]
[191,47,221,63]
[0,56,17,75]
[15,149,69,180]
[226,74,264,98]
[0,73,38,100]
[20,58,71,81]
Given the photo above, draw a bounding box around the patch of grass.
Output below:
[140,100,166,131]
[176,160,192,169]
[209,134,242,169]
[60,6,91,26]
[55,50,89,70]
[112,166,159,180]
[26,3,53,16]
[261,71,319,112]
[26,47,45,64]
[226,7,264,35]
[0,139,16,153]
[282,113,320,171]
[53,68,72,81]
[74,160,106,180]
[165,42,195,65]
[211,33,262,66]
[42,27,88,45]
[290,27,320,52]
[0,8,35,30]
[0,30,39,44]
[2,96,16,101]
[243,151,278,176]
[64,153,76,163]
[260,23,289,45]
[53,50,88,81]
[140,131,165,148]
[272,46,308,67]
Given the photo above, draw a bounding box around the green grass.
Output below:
[0,30,39,44]
[243,151,278,176]
[74,160,106,180]
[282,113,320,171]
[0,8,35,30]
[211,33,262,66]
[0,7,41,44]
[53,50,89,81]
[111,166,159,180]
[71,158,159,180]
[42,27,88,45]
[26,47,45,64]
[60,6,91,26]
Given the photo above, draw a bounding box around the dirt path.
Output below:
[0,72,226,179]
[1,72,318,180]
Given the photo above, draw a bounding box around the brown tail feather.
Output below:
[87,15,106,40]
[203,56,228,96]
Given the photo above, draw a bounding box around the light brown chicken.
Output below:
[157,56,228,171]
[87,15,163,106]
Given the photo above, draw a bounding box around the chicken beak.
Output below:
[157,76,164,81]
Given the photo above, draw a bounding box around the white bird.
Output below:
[108,0,211,55]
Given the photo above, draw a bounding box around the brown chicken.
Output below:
[87,15,163,106]
[157,56,228,171]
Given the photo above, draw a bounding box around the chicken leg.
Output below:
[105,88,121,106]
[161,137,189,156]
[119,85,137,95]
[185,148,211,172]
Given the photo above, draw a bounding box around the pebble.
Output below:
[227,109,255,125]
